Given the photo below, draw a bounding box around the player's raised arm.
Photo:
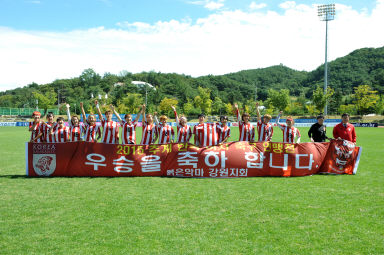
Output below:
[234,103,241,122]
[80,102,88,124]
[110,104,123,124]
[276,111,283,129]
[153,112,159,125]
[171,105,179,125]
[65,104,72,126]
[95,100,104,121]
[134,105,143,124]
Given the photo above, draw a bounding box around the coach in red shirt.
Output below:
[333,113,356,143]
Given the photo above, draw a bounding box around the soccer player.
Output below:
[49,117,70,142]
[80,102,101,142]
[216,115,231,144]
[255,102,273,142]
[276,111,301,143]
[234,103,255,142]
[154,113,175,144]
[110,104,143,145]
[66,104,84,142]
[29,111,43,143]
[308,114,328,142]
[333,113,356,143]
[95,100,120,144]
[140,105,158,145]
[193,113,219,147]
[171,105,192,143]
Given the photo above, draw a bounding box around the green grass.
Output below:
[0,126,383,254]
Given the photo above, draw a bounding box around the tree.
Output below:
[312,86,334,114]
[212,97,224,115]
[32,90,57,110]
[267,89,290,112]
[352,85,379,115]
[120,93,143,114]
[159,97,178,116]
[0,95,14,107]
[305,104,316,116]
[225,103,234,116]
[183,100,194,116]
[194,86,212,114]
[339,104,356,115]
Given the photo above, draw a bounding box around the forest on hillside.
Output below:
[1,46,383,117]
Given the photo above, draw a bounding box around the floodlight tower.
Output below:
[131,81,156,112]
[318,4,335,116]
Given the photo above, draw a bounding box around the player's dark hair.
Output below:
[198,113,206,118]
[317,114,325,119]
[220,116,228,121]
[47,112,54,118]
[341,113,350,118]
[57,117,65,122]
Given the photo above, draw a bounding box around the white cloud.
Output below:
[249,2,267,10]
[279,1,296,9]
[1,1,384,91]
[204,1,224,10]
[188,0,224,10]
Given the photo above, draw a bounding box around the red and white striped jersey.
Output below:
[83,123,101,142]
[29,122,43,142]
[140,122,157,145]
[53,126,70,143]
[156,124,175,144]
[236,109,255,142]
[256,120,274,142]
[100,120,120,144]
[41,122,56,143]
[216,124,231,143]
[176,124,192,143]
[277,123,301,143]
[69,123,84,142]
[122,121,138,144]
[173,109,192,143]
[193,123,219,147]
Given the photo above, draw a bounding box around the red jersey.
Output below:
[53,126,70,143]
[141,122,157,145]
[156,124,175,144]
[216,124,231,143]
[100,120,120,144]
[173,110,192,143]
[83,123,101,142]
[69,123,84,142]
[176,124,192,143]
[277,123,301,143]
[236,109,255,142]
[333,123,356,143]
[122,121,138,144]
[256,120,274,142]
[193,123,219,147]
[29,122,43,142]
[40,122,56,143]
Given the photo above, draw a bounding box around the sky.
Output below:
[0,0,383,91]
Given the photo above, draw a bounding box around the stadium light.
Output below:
[318,3,335,116]
[131,81,156,111]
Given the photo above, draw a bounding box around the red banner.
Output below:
[26,140,362,177]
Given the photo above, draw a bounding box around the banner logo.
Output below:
[333,140,355,172]
[33,154,56,176]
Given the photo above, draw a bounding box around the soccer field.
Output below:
[0,126,383,254]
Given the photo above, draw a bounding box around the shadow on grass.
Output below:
[0,174,344,180]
